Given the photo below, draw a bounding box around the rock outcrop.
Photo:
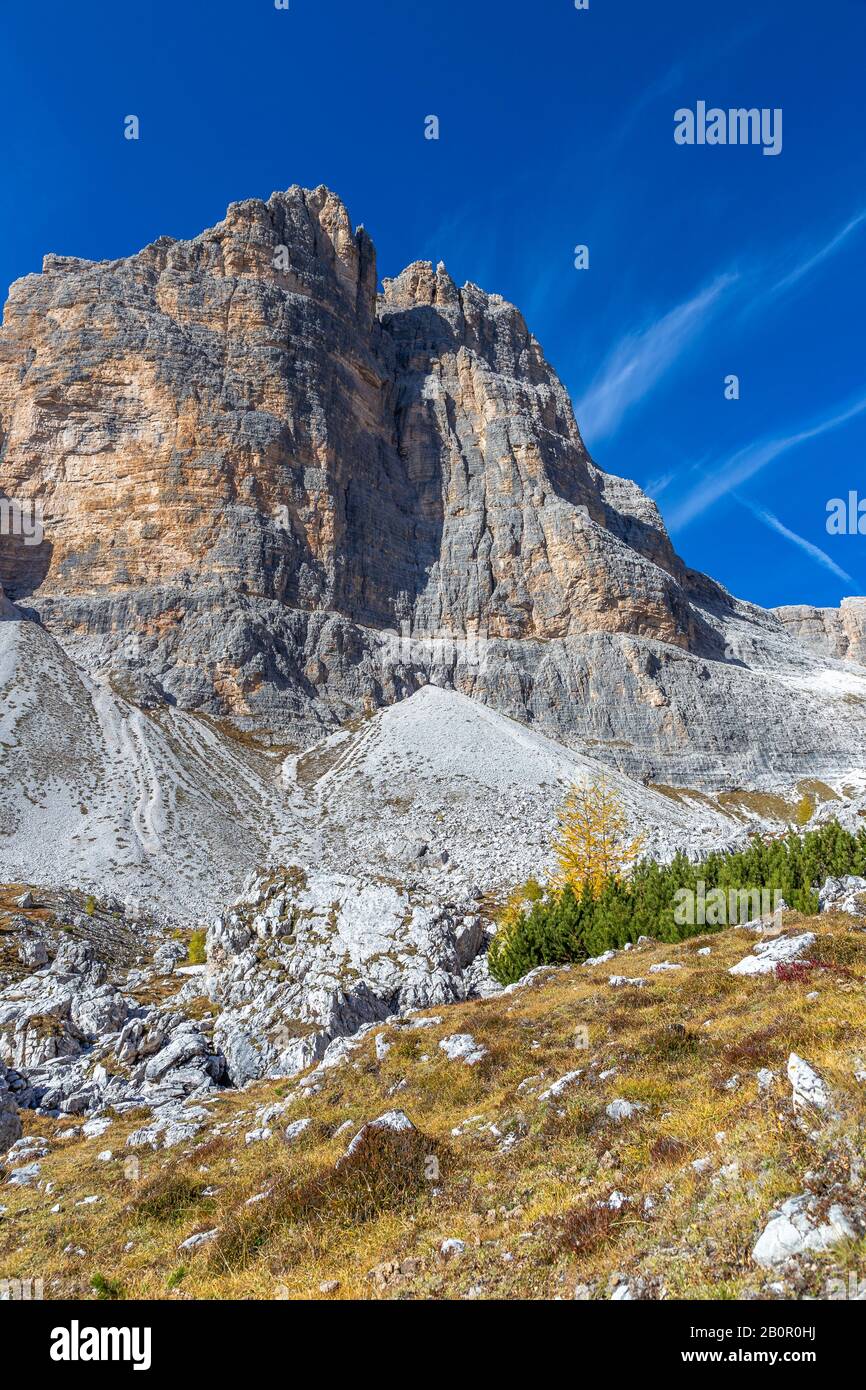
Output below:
[0,1063,22,1150]
[0,864,495,1143]
[0,940,127,1071]
[819,875,866,916]
[752,1195,857,1267]
[205,866,490,1086]
[0,919,225,1136]
[775,599,866,665]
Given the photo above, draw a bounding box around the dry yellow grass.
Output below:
[2,914,866,1301]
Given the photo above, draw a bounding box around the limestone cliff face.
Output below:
[774,599,866,665]
[0,189,383,615]
[0,187,694,646]
[1,187,865,782]
[377,258,697,648]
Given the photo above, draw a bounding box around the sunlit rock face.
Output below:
[774,599,866,665]
[2,185,866,786]
[0,189,690,644]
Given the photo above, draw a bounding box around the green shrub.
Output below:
[91,1272,122,1300]
[488,819,866,985]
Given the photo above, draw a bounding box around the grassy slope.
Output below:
[2,913,866,1301]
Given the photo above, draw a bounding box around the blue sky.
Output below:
[2,0,864,609]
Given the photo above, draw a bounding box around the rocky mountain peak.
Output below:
[1,186,866,786]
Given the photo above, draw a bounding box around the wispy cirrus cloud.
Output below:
[574,204,865,451]
[765,209,866,300]
[574,273,737,443]
[643,471,676,499]
[738,497,854,584]
[667,390,866,532]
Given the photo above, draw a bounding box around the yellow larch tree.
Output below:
[551,775,644,898]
